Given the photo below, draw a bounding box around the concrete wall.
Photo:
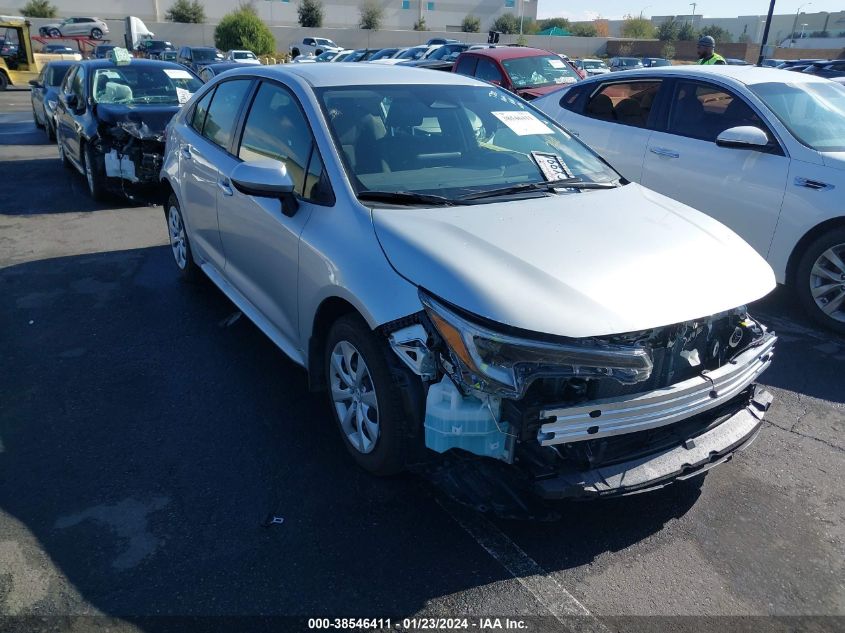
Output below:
[22,17,609,57]
[0,0,537,31]
[605,38,845,63]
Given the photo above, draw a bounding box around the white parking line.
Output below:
[437,498,608,631]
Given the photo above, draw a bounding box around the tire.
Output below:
[291,48,300,59]
[49,28,60,37]
[165,194,200,282]
[33,107,44,129]
[91,28,103,39]
[794,227,845,335]
[83,143,107,201]
[0,72,8,91]
[324,314,421,476]
[47,118,56,142]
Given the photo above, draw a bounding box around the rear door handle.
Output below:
[217,178,233,196]
[180,145,192,160]
[649,146,680,159]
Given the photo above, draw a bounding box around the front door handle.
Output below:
[217,178,233,196]
[180,145,194,160]
[649,146,680,159]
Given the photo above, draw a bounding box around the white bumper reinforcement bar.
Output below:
[536,332,776,446]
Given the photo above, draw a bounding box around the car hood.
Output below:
[371,184,776,338]
[95,103,183,139]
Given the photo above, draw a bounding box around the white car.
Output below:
[534,66,845,333]
[369,45,440,65]
[575,58,610,76]
[289,37,342,59]
[225,50,261,65]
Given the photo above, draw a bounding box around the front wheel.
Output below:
[795,227,845,335]
[49,28,60,37]
[0,72,8,91]
[325,314,421,476]
[57,134,71,168]
[91,28,103,39]
[33,107,44,129]
[83,144,107,201]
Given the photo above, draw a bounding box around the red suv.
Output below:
[453,47,580,100]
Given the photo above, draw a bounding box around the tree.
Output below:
[297,0,323,28]
[491,13,519,35]
[538,17,570,31]
[617,42,634,56]
[570,23,597,37]
[594,19,609,37]
[677,21,697,41]
[621,15,655,39]
[738,33,751,43]
[166,0,206,23]
[20,0,57,18]
[656,18,679,42]
[214,5,275,56]
[359,0,383,30]
[462,14,480,33]
[699,25,733,43]
[661,42,676,59]
[413,16,427,31]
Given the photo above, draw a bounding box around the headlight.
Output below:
[420,291,653,398]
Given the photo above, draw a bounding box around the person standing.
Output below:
[697,35,726,65]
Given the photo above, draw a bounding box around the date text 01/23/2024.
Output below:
[307,617,529,630]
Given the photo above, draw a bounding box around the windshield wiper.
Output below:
[357,190,458,206]
[458,178,618,201]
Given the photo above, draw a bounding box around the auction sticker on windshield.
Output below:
[164,68,193,80]
[176,88,192,104]
[492,111,553,136]
[548,58,565,68]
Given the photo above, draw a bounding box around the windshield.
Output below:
[317,84,618,200]
[315,51,337,61]
[428,45,466,61]
[501,55,580,89]
[370,49,398,60]
[398,47,427,60]
[583,60,606,69]
[620,58,642,67]
[345,50,369,62]
[92,66,202,106]
[750,81,845,152]
[234,51,255,59]
[193,49,222,62]
[316,39,336,47]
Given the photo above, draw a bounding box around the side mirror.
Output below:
[28,79,42,88]
[716,126,770,150]
[230,160,299,216]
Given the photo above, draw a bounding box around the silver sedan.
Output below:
[160,65,776,499]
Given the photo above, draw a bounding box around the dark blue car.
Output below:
[54,58,202,200]
[29,60,73,140]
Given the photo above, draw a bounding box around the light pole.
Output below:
[688,3,697,25]
[639,5,652,19]
[519,0,532,36]
[790,3,811,47]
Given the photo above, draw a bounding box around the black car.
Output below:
[398,59,455,72]
[93,44,118,59]
[802,59,845,78]
[137,40,176,60]
[29,61,73,140]
[426,37,459,45]
[41,44,77,55]
[197,61,241,83]
[176,46,224,73]
[54,58,202,201]
[641,57,671,67]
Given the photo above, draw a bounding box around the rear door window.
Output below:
[475,58,504,84]
[584,81,662,128]
[454,55,478,77]
[200,79,252,151]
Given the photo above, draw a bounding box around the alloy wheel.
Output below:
[168,206,188,269]
[330,340,380,454]
[809,244,845,324]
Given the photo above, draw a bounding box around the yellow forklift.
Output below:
[0,15,80,89]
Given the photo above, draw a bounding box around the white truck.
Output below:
[289,37,342,59]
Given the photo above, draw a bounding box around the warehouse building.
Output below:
[0,0,538,31]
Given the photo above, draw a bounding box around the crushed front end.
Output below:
[92,119,167,200]
[389,291,776,499]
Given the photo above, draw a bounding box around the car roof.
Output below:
[75,58,191,71]
[216,63,485,88]
[579,64,835,86]
[462,46,554,60]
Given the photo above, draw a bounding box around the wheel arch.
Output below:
[786,215,845,286]
[307,296,362,392]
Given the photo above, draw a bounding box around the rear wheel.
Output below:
[46,117,56,141]
[795,227,845,335]
[49,28,60,37]
[33,106,44,128]
[57,134,71,168]
[166,195,200,282]
[0,72,8,91]
[91,28,103,39]
[325,314,421,476]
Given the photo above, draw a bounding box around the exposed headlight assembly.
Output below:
[420,291,653,398]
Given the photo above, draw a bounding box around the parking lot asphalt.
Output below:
[1,88,843,631]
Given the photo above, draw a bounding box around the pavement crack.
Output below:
[765,419,845,454]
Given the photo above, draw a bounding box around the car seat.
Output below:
[614,98,644,127]
[587,93,615,120]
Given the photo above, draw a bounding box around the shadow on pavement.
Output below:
[0,111,52,146]
[751,286,845,404]
[0,158,130,215]
[0,247,695,620]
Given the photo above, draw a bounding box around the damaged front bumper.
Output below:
[534,387,772,498]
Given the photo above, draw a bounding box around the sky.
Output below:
[536,1,844,21]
